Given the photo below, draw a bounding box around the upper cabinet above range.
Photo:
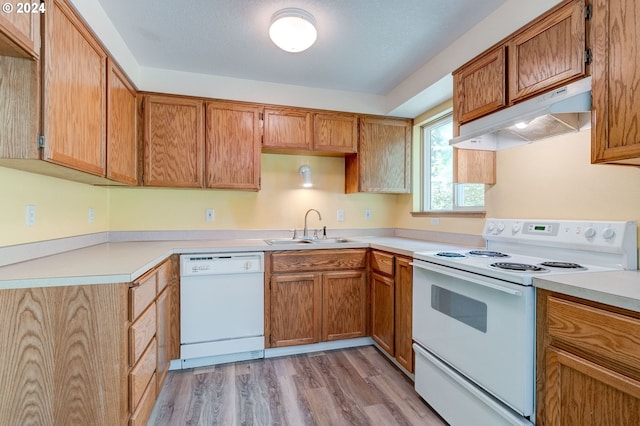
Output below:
[453,0,589,127]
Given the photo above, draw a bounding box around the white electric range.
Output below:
[412,219,637,426]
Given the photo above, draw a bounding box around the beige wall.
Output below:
[0,167,108,246]
[108,154,398,232]
[395,129,640,239]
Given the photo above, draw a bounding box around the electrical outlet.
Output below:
[337,209,345,222]
[206,208,215,222]
[431,217,440,226]
[364,209,372,220]
[88,207,95,224]
[25,204,36,227]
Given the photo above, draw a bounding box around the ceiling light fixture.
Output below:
[298,165,313,188]
[269,8,317,53]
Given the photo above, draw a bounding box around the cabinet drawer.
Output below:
[130,271,157,321]
[130,338,157,412]
[156,259,172,293]
[130,303,157,366]
[129,372,157,426]
[271,249,367,273]
[371,251,394,276]
[547,296,640,370]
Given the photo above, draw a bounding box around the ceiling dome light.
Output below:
[269,8,317,53]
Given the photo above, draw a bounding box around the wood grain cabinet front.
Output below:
[265,249,368,348]
[370,250,414,373]
[42,0,107,177]
[312,112,358,153]
[537,290,640,425]
[0,0,40,58]
[262,106,312,151]
[346,116,412,193]
[590,0,640,165]
[142,94,204,187]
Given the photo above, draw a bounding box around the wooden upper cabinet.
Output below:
[453,148,496,184]
[143,95,204,187]
[453,45,506,124]
[346,116,412,193]
[0,1,41,58]
[262,107,312,151]
[106,59,137,185]
[312,112,358,153]
[591,0,640,165]
[508,0,587,103]
[42,0,107,177]
[204,101,261,190]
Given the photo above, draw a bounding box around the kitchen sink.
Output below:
[264,237,351,245]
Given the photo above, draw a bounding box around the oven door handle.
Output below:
[411,261,523,297]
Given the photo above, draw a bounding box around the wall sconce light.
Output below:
[269,8,317,53]
[298,165,312,188]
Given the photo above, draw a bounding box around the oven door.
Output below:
[412,259,535,417]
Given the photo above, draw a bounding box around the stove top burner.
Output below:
[489,262,549,272]
[539,261,586,270]
[468,250,509,258]
[435,252,467,258]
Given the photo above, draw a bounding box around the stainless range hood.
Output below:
[450,77,592,151]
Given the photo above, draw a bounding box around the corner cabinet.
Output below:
[370,250,414,373]
[590,0,640,165]
[265,249,368,348]
[346,116,412,193]
[537,290,640,425]
[42,0,107,176]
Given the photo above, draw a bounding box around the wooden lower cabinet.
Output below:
[265,249,368,348]
[370,250,414,373]
[269,273,321,347]
[537,289,640,425]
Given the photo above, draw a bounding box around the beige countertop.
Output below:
[534,270,640,312]
[0,237,468,290]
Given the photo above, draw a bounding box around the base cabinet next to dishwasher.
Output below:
[264,249,368,348]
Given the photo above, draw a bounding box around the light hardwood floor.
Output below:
[149,345,446,425]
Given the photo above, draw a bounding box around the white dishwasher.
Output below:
[180,252,264,369]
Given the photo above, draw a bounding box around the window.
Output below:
[422,114,484,211]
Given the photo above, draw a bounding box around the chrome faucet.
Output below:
[303,209,322,238]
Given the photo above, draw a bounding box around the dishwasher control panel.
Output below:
[180,252,264,276]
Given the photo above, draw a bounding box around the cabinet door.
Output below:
[453,45,507,124]
[508,0,586,103]
[143,95,204,187]
[322,271,367,341]
[269,273,321,347]
[544,347,640,426]
[156,286,170,392]
[106,59,137,185]
[263,107,312,150]
[453,148,496,184]
[43,0,107,176]
[346,116,412,193]
[205,101,261,190]
[0,0,40,58]
[591,0,640,165]
[371,272,395,355]
[394,256,414,373]
[312,112,358,153]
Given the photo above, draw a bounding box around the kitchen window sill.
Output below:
[410,211,486,218]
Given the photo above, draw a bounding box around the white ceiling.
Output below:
[95,0,507,107]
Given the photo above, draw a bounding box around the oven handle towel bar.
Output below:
[411,261,522,297]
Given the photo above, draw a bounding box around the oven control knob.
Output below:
[602,227,616,240]
[512,223,521,233]
[584,227,596,239]
[487,222,495,232]
[496,223,505,233]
